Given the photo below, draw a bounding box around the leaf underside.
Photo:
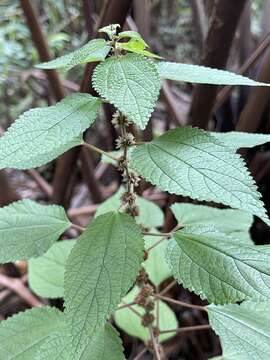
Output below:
[208,301,270,360]
[93,53,161,129]
[0,199,70,263]
[0,93,101,169]
[36,38,111,70]
[211,131,270,150]
[167,228,270,304]
[64,211,144,354]
[157,61,270,86]
[130,127,269,225]
[171,202,253,244]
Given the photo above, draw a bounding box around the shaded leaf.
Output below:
[114,286,178,343]
[130,127,269,225]
[144,232,171,286]
[36,39,110,70]
[95,187,164,228]
[157,61,270,86]
[93,53,161,129]
[0,200,70,263]
[64,212,144,352]
[29,240,76,299]
[167,227,270,304]
[0,93,101,169]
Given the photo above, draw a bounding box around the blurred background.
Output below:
[0,1,270,359]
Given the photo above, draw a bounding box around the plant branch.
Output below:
[133,348,147,360]
[159,324,211,334]
[159,280,177,296]
[116,301,136,310]
[83,142,119,161]
[146,224,182,252]
[70,223,86,232]
[154,294,207,312]
[149,325,161,360]
[142,231,172,237]
[120,301,142,318]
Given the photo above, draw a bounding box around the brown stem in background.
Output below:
[0,172,20,206]
[0,274,43,308]
[237,46,270,133]
[126,15,185,127]
[191,0,208,53]
[53,0,133,205]
[20,0,105,207]
[20,0,65,101]
[261,0,270,38]
[80,149,104,203]
[81,0,133,94]
[214,31,270,112]
[189,0,246,129]
[82,0,96,39]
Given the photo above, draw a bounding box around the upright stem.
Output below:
[119,122,132,194]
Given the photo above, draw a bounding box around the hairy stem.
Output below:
[83,142,119,161]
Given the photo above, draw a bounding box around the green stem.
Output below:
[83,142,119,161]
[70,223,85,232]
[143,231,172,237]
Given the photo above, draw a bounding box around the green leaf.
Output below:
[157,61,270,86]
[0,93,101,169]
[114,286,178,343]
[0,307,65,359]
[167,227,270,304]
[95,187,164,228]
[144,232,171,286]
[36,39,111,70]
[93,53,161,129]
[64,211,144,352]
[130,127,269,226]
[171,203,253,244]
[208,301,270,360]
[118,30,147,45]
[0,199,70,263]
[118,38,162,59]
[211,131,270,150]
[37,324,125,360]
[29,240,75,299]
[99,24,120,39]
